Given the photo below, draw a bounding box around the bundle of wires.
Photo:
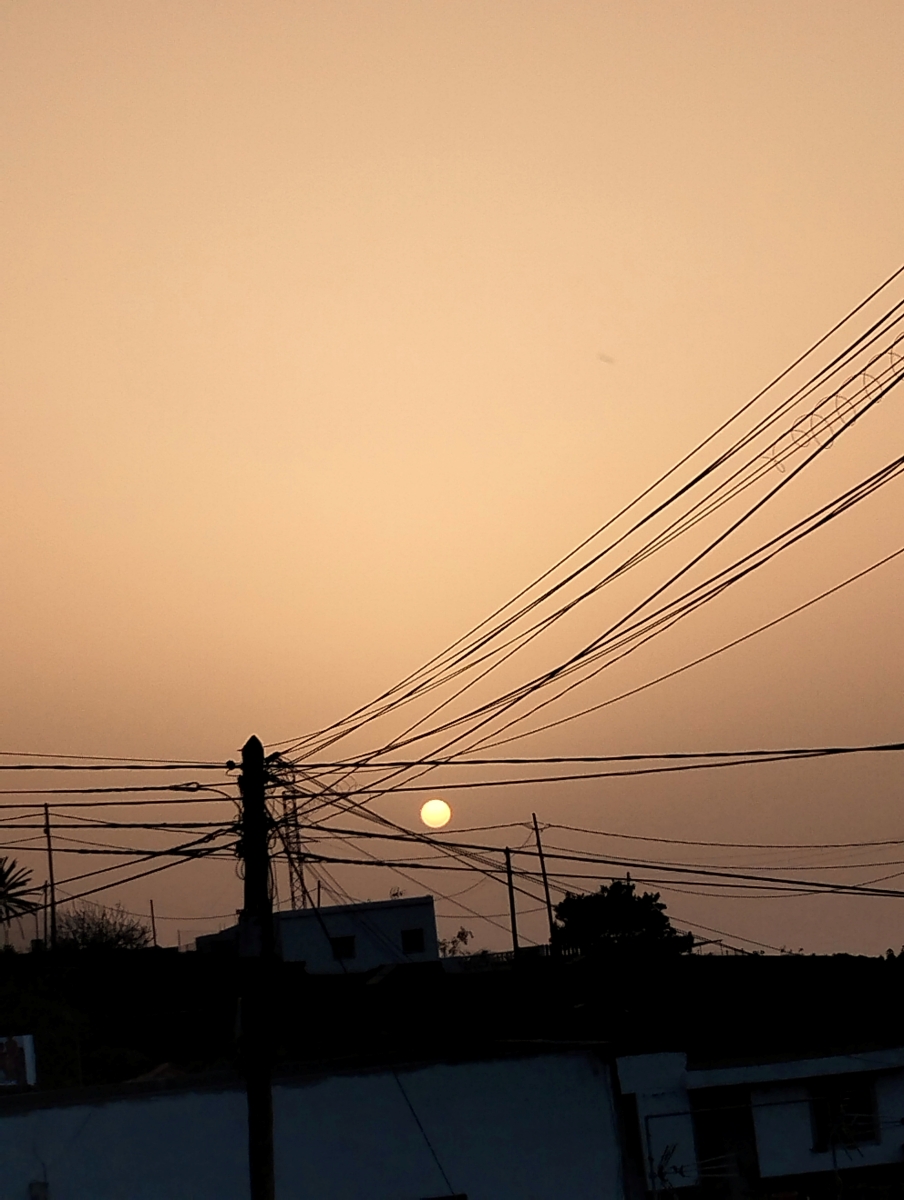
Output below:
[250,263,904,949]
[275,264,904,794]
[6,266,904,952]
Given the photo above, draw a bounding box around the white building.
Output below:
[197,895,440,974]
[617,1046,904,1193]
[4,1019,904,1198]
[0,1051,623,1200]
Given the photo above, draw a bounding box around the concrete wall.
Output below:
[617,1053,698,1190]
[0,1052,624,1200]
[619,1048,904,1188]
[275,896,439,973]
[752,1069,904,1178]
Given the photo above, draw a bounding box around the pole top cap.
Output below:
[241,735,265,767]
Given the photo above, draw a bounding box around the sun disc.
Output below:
[420,799,452,829]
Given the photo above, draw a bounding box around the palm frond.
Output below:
[0,857,39,923]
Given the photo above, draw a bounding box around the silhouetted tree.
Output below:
[57,903,151,950]
[554,875,694,956]
[438,926,474,958]
[0,857,38,925]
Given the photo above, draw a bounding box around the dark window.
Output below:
[810,1076,878,1152]
[330,935,356,961]
[691,1086,760,1188]
[401,927,425,954]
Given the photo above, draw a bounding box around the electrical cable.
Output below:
[362,418,904,771]
[540,823,904,852]
[290,820,904,868]
[0,762,227,772]
[60,846,229,905]
[323,335,904,764]
[279,269,904,760]
[303,451,902,825]
[346,749,904,794]
[0,795,236,809]
[478,542,904,749]
[304,741,904,769]
[290,429,904,836]
[50,828,237,891]
[285,299,904,768]
[0,751,224,766]
[292,851,904,899]
[0,783,223,796]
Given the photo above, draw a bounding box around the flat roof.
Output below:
[275,895,435,920]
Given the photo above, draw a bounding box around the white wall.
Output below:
[752,1070,904,1178]
[749,1084,813,1178]
[617,1053,698,1191]
[0,1053,624,1200]
[275,897,439,973]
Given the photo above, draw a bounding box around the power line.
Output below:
[61,846,228,905]
[292,822,904,877]
[664,913,788,954]
[0,820,232,830]
[292,821,904,867]
[289,850,904,900]
[479,543,904,748]
[0,844,236,858]
[0,762,227,772]
[364,435,904,769]
[295,416,904,837]
[287,306,904,771]
[0,783,224,796]
[279,267,904,761]
[0,751,224,766]
[343,746,904,794]
[272,812,904,911]
[50,828,237,891]
[275,812,904,896]
[305,741,904,769]
[541,822,904,852]
[0,796,236,809]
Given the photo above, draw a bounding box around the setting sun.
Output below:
[420,799,452,829]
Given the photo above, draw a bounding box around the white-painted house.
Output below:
[197,895,440,974]
[0,1051,624,1200]
[4,1036,904,1198]
[617,1046,904,1194]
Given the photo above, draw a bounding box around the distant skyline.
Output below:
[2,1,903,954]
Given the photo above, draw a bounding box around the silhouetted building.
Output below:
[3,941,904,1197]
[196,894,439,973]
[617,1047,904,1197]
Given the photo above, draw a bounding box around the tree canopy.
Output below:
[0,857,38,925]
[57,903,152,951]
[554,875,695,957]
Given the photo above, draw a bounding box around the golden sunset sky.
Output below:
[2,2,903,952]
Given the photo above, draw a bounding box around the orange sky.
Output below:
[2,2,904,953]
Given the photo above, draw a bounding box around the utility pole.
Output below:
[531,813,556,949]
[282,793,306,910]
[43,804,57,949]
[149,899,158,948]
[238,735,275,1200]
[504,847,519,956]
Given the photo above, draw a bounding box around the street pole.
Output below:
[531,813,556,949]
[43,804,57,950]
[238,735,275,1200]
[504,847,519,956]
